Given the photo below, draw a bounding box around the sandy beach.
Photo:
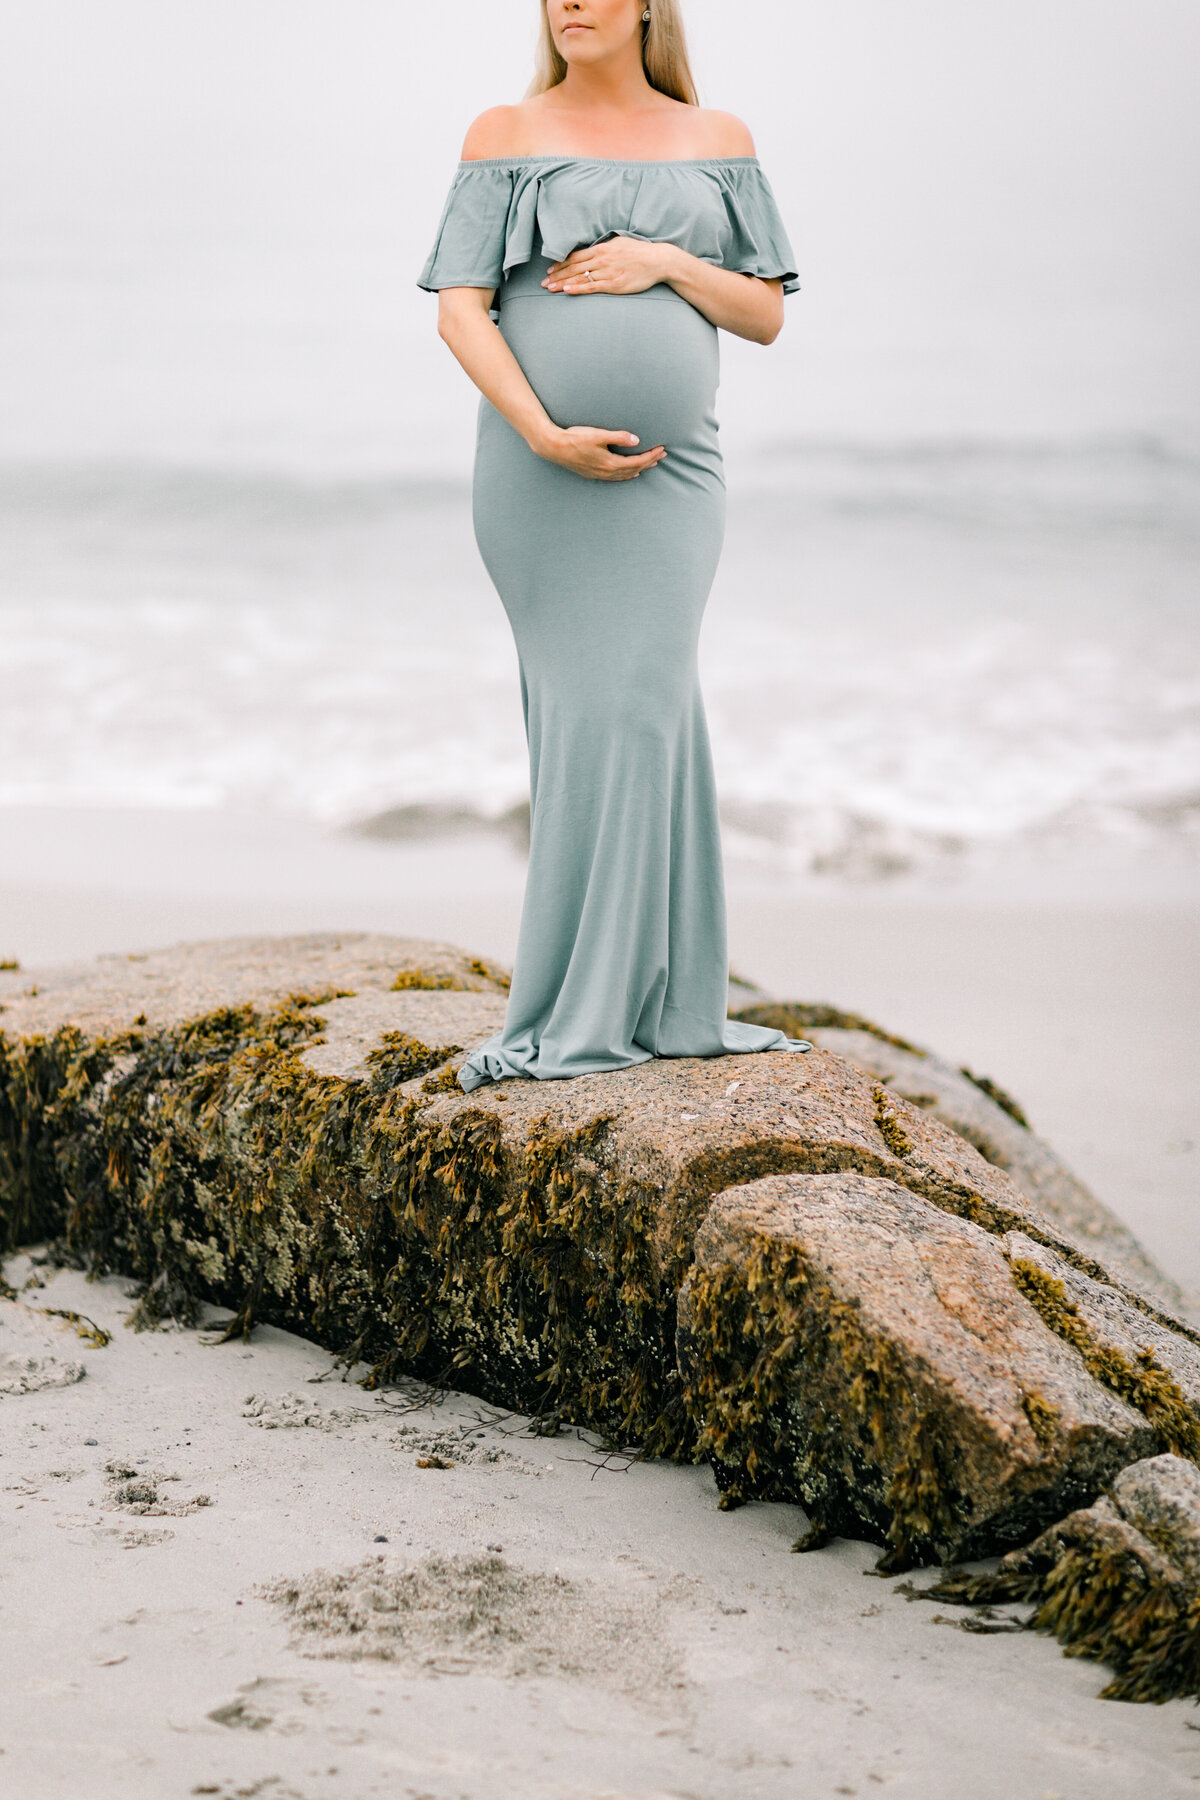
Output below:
[3,1248,1199,1800]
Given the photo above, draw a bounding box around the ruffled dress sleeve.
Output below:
[417,162,517,292]
[720,162,800,294]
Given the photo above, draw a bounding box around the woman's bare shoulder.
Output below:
[460,104,541,162]
[690,109,757,157]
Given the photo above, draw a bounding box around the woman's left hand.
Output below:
[543,236,680,295]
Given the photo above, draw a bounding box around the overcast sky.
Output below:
[2,0,1197,472]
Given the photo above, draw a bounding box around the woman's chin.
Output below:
[557,38,619,68]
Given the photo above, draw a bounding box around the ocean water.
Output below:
[2,3,1197,895]
[3,444,1197,892]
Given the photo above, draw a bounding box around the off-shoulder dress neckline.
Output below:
[458,154,762,170]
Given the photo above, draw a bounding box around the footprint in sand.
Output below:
[189,1779,310,1799]
[104,1458,213,1517]
[206,1676,329,1737]
[88,1524,176,1549]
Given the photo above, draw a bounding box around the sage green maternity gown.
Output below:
[418,155,810,1090]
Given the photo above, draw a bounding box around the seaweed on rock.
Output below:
[0,995,690,1450]
[390,957,510,994]
[929,1486,1200,1702]
[677,1233,965,1570]
[1007,1257,1200,1464]
[364,1033,459,1092]
[732,1001,925,1057]
[958,1066,1031,1130]
[1025,1539,1200,1702]
[872,1083,914,1159]
[0,1024,138,1253]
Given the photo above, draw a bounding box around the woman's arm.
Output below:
[436,286,668,481]
[542,241,785,345]
[663,253,785,345]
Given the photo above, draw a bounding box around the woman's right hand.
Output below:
[531,425,667,482]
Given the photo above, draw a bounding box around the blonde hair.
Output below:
[528,1,699,106]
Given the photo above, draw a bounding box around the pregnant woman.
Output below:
[420,0,811,1089]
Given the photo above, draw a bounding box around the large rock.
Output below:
[1,933,1197,1593]
[0,932,509,1040]
[0,933,509,1252]
[676,1171,1157,1567]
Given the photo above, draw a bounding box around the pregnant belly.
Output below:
[498,288,720,454]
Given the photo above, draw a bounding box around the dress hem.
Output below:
[457,1033,812,1093]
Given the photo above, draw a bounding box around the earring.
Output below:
[642,9,651,19]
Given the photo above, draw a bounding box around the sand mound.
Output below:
[391,1422,542,1473]
[260,1552,680,1694]
[104,1458,213,1517]
[0,1351,85,1395]
[242,1390,375,1431]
